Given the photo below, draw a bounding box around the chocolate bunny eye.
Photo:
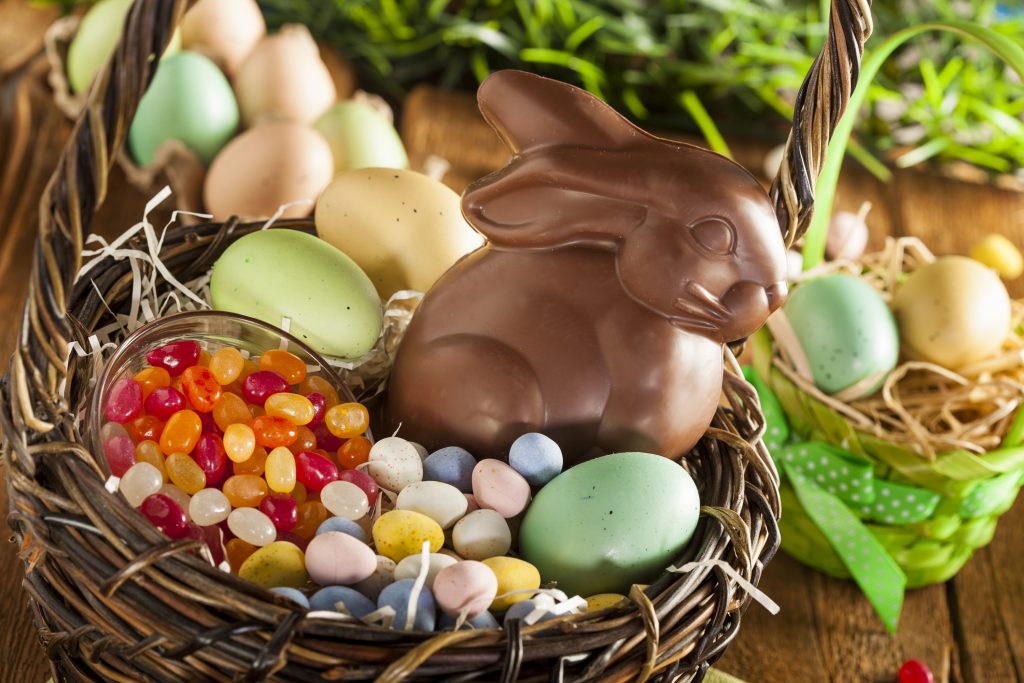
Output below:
[690,217,736,255]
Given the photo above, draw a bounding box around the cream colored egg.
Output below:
[234,24,337,126]
[894,256,1012,369]
[181,0,266,76]
[315,168,484,299]
[204,121,333,220]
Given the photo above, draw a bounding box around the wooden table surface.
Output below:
[2,2,1024,681]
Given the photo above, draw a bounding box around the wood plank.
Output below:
[0,0,57,75]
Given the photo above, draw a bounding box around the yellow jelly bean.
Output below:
[223,423,256,463]
[482,556,541,612]
[209,346,245,385]
[371,510,443,562]
[325,402,369,438]
[971,233,1024,279]
[585,593,627,613]
[135,439,167,481]
[265,393,315,426]
[266,447,297,493]
[238,541,309,589]
[165,452,207,495]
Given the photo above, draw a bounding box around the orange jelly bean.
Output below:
[182,366,222,413]
[293,500,328,539]
[265,393,315,426]
[233,446,268,476]
[298,375,340,407]
[165,452,207,494]
[291,482,308,505]
[226,538,257,573]
[223,474,269,507]
[213,392,252,431]
[253,415,298,448]
[198,349,212,367]
[133,366,171,401]
[209,347,245,385]
[259,349,307,385]
[337,436,372,469]
[159,409,202,455]
[223,423,256,463]
[249,404,265,419]
[325,403,369,438]
[135,440,166,480]
[126,414,165,443]
[289,425,317,455]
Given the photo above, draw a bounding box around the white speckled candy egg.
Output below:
[315,168,484,299]
[305,531,377,585]
[394,552,458,588]
[433,561,498,617]
[367,437,423,492]
[397,481,468,529]
[452,509,511,561]
[472,459,531,518]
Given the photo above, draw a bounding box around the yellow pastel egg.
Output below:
[238,541,308,589]
[482,556,541,612]
[970,233,1024,279]
[372,510,444,562]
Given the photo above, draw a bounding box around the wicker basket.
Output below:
[1,0,871,680]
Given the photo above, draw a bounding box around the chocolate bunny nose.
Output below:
[718,280,787,343]
[765,281,788,311]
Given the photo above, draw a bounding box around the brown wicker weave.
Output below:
[1,0,872,680]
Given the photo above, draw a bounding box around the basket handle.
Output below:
[770,0,873,248]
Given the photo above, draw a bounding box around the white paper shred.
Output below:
[667,560,781,615]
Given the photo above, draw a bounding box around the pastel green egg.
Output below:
[128,51,238,166]
[519,452,699,597]
[210,229,383,359]
[238,541,308,589]
[314,101,409,174]
[783,274,899,398]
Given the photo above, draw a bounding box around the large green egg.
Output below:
[783,274,899,398]
[210,230,383,359]
[519,452,699,596]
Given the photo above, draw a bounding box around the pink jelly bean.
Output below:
[104,435,137,477]
[194,433,228,486]
[198,410,221,436]
[277,531,309,551]
[105,378,143,424]
[260,493,298,532]
[140,493,189,539]
[295,451,339,492]
[146,340,201,377]
[145,386,186,420]
[306,392,327,427]
[311,422,344,452]
[242,370,290,405]
[338,468,379,506]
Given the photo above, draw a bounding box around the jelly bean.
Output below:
[146,340,201,376]
[325,402,369,438]
[271,587,310,608]
[439,611,499,630]
[433,561,498,618]
[452,510,511,560]
[209,346,245,385]
[197,410,221,436]
[213,392,252,431]
[305,531,377,585]
[394,553,457,588]
[223,423,256,462]
[135,440,166,480]
[250,404,265,419]
[159,483,192,521]
[288,425,317,455]
[299,375,340,407]
[309,586,375,616]
[353,555,396,600]
[253,415,299,449]
[198,349,212,367]
[971,233,1024,279]
[372,510,444,562]
[306,392,327,427]
[141,493,190,539]
[337,468,379,506]
[423,447,476,493]
[899,660,934,683]
[259,349,308,384]
[293,501,328,539]
[367,437,422,492]
[198,523,226,566]
[378,580,437,631]
[585,593,626,613]
[242,370,289,405]
[337,436,371,470]
[104,434,137,477]
[397,481,468,529]
[233,445,268,476]
[119,462,164,507]
[223,474,269,508]
[190,487,232,526]
[226,359,260,396]
[260,493,298,532]
[312,422,345,452]
[320,480,369,520]
[146,386,187,421]
[295,451,338,492]
[227,508,277,546]
[126,414,165,443]
[482,557,540,612]
[291,482,308,505]
[165,452,207,494]
[181,366,222,413]
[508,433,563,486]
[472,459,530,518]
[266,447,297,493]
[265,393,314,426]
[238,540,308,587]
[226,538,258,573]
[105,378,143,423]
[315,516,366,542]
[194,433,228,485]
[133,366,171,400]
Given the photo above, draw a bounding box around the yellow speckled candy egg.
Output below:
[372,510,444,562]
[586,593,627,613]
[315,168,484,299]
[238,541,308,589]
[482,556,541,612]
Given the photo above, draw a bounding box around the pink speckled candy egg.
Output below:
[433,560,498,617]
[305,531,377,585]
[472,459,530,518]
[464,494,479,514]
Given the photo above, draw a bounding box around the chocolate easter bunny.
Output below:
[387,70,788,464]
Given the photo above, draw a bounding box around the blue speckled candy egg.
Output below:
[378,579,437,631]
[309,586,376,617]
[315,516,367,542]
[270,586,309,608]
[508,433,563,486]
[423,447,476,492]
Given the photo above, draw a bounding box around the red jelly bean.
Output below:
[306,392,327,427]
[260,493,298,532]
[140,493,189,539]
[277,531,309,551]
[146,340,201,377]
[199,523,226,566]
[105,435,137,477]
[242,370,289,405]
[311,422,345,452]
[899,660,934,683]
[182,366,222,413]
[194,433,228,486]
[197,410,221,436]
[105,378,143,423]
[338,468,379,506]
[295,450,339,492]
[145,386,187,420]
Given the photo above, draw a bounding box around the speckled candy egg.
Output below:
[472,459,530,518]
[378,579,437,631]
[396,481,468,528]
[394,552,458,588]
[309,585,376,617]
[519,452,699,596]
[483,556,541,612]
[305,531,377,585]
[353,555,396,600]
[372,510,444,562]
[423,446,476,492]
[783,274,899,399]
[433,561,498,617]
[367,437,422,492]
[238,541,308,589]
[508,433,563,486]
[439,610,500,630]
[452,509,511,561]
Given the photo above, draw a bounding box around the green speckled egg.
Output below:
[210,229,382,359]
[783,274,899,398]
[128,51,238,166]
[519,452,699,596]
